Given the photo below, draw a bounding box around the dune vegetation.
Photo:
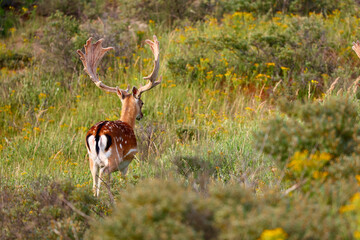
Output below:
[1,0,360,239]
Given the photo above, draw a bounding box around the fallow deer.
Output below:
[77,36,161,197]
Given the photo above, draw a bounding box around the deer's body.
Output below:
[77,35,161,196]
[86,121,137,196]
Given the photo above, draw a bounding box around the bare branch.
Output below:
[60,196,94,222]
[282,179,308,196]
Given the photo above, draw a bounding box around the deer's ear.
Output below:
[117,88,127,100]
[132,87,138,98]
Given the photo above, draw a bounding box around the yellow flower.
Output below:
[311,79,318,85]
[339,193,360,213]
[280,66,289,71]
[351,192,360,202]
[259,228,287,240]
[288,150,331,173]
[356,175,360,185]
[256,73,268,79]
[38,93,47,99]
[224,71,232,77]
[186,64,194,71]
[206,71,213,80]
[339,204,355,213]
[9,27,16,34]
[21,172,27,176]
[354,231,360,239]
[312,171,328,179]
[179,35,186,43]
[245,107,255,112]
[266,62,275,67]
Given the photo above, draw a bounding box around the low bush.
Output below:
[0,45,31,69]
[167,10,360,98]
[255,96,360,162]
[216,0,357,16]
[86,179,212,240]
[255,96,360,184]
[118,0,217,27]
[35,0,85,18]
[40,11,87,71]
[87,178,358,239]
[0,178,102,239]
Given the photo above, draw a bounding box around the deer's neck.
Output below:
[120,103,136,129]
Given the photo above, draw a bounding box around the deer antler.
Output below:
[135,35,162,98]
[77,38,121,93]
[353,40,360,59]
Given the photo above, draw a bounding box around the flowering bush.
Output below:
[255,97,360,164]
[87,179,357,239]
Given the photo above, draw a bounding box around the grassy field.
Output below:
[1,1,360,239]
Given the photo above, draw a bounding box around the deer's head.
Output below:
[77,36,162,125]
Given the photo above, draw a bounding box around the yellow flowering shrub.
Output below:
[288,150,331,178]
[256,97,360,164]
[340,177,360,239]
[259,228,287,240]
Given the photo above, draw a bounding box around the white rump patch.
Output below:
[99,135,108,152]
[87,135,96,153]
[97,135,112,166]
[87,135,98,163]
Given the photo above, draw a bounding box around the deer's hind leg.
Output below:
[89,158,99,197]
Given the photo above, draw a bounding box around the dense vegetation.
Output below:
[1,0,360,239]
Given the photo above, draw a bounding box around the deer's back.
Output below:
[86,121,137,172]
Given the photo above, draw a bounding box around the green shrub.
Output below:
[254,96,360,168]
[0,178,101,239]
[0,6,17,37]
[82,16,135,61]
[35,0,85,17]
[41,10,87,71]
[118,0,217,27]
[168,11,360,98]
[216,0,357,16]
[0,2,37,37]
[87,179,213,240]
[87,178,358,240]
